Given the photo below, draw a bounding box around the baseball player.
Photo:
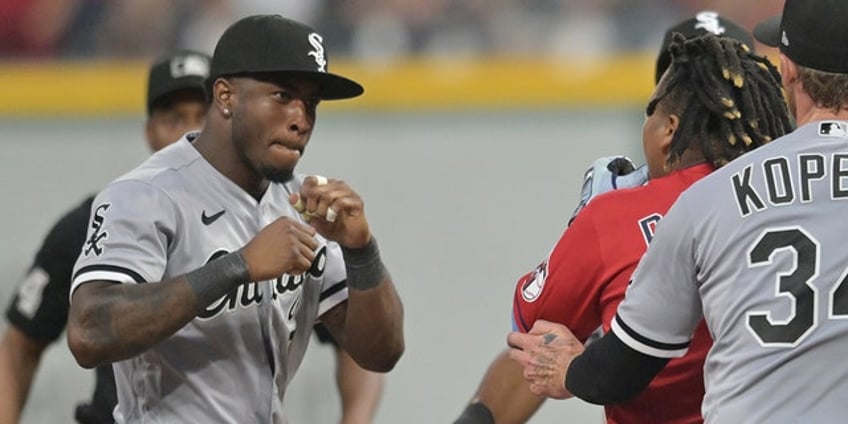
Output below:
[154,42,387,424]
[455,13,757,424]
[0,50,210,424]
[67,14,404,423]
[511,1,848,422]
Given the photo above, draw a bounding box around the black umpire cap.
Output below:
[655,11,754,84]
[147,50,211,115]
[208,14,363,100]
[753,0,848,74]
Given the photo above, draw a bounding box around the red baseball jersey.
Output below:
[513,163,714,424]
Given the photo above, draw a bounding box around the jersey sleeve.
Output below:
[5,197,92,343]
[612,196,703,358]
[71,180,177,298]
[512,206,607,343]
[317,241,348,316]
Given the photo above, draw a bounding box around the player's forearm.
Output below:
[343,276,404,372]
[68,252,249,368]
[67,278,199,367]
[0,327,45,422]
[456,349,545,424]
[566,331,669,404]
[339,238,404,372]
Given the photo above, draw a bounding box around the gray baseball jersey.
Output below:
[71,133,348,423]
[612,121,848,423]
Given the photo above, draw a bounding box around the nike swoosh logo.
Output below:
[201,209,226,225]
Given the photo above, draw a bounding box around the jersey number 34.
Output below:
[745,226,848,347]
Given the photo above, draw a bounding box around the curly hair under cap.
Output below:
[797,65,848,112]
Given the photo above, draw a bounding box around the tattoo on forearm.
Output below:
[119,286,165,359]
[94,282,197,361]
[89,298,116,348]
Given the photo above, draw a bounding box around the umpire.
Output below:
[0,50,210,423]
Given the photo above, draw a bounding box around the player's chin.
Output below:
[258,163,296,183]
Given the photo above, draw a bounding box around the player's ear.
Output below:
[778,53,798,87]
[212,78,234,117]
[665,113,679,135]
[663,113,679,141]
[660,114,679,157]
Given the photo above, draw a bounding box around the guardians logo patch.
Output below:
[520,260,548,303]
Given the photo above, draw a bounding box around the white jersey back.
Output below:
[72,134,348,423]
[613,121,848,423]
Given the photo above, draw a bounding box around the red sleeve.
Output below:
[512,210,606,342]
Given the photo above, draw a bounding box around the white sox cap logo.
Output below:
[694,11,726,36]
[307,33,327,72]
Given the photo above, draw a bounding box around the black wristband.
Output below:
[454,402,494,424]
[184,251,250,307]
[341,237,388,291]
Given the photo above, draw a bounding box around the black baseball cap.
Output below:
[147,50,211,114]
[656,11,754,84]
[208,14,363,100]
[753,0,848,73]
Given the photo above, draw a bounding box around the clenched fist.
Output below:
[291,175,371,249]
[240,217,319,281]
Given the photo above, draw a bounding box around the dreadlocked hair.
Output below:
[654,33,793,168]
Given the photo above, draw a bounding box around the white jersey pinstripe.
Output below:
[72,133,348,423]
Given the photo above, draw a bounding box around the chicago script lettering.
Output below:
[198,246,327,319]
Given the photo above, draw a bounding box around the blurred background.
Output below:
[0,1,783,423]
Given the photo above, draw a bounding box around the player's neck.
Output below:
[795,108,848,127]
[793,93,848,127]
[674,149,706,171]
[192,129,270,200]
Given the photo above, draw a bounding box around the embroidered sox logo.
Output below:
[307,33,327,72]
[694,11,726,36]
[84,203,111,256]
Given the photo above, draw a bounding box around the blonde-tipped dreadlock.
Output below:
[652,33,793,168]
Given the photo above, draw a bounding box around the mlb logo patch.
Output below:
[819,121,848,138]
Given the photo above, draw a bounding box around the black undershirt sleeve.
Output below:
[565,330,670,405]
